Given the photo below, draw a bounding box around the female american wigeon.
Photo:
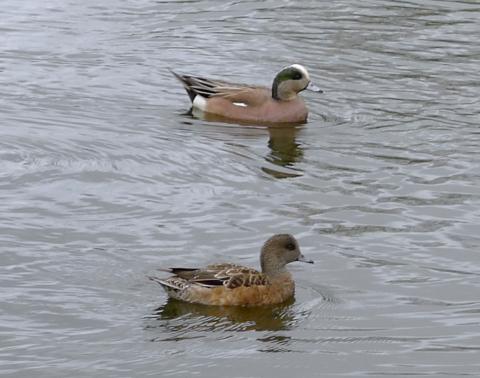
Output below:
[172,64,322,125]
[149,234,313,307]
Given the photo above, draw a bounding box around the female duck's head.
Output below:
[260,234,313,275]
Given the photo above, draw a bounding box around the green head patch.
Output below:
[272,66,306,100]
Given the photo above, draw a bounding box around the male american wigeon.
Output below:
[171,64,322,125]
[149,234,313,307]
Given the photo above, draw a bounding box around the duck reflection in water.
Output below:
[184,110,306,178]
[263,126,304,178]
[150,296,296,332]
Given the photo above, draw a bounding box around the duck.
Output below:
[171,64,322,125]
[149,234,313,307]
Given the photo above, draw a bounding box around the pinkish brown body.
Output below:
[204,91,308,124]
[171,64,321,126]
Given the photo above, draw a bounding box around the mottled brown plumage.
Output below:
[149,234,313,306]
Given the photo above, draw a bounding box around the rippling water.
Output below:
[1,0,480,376]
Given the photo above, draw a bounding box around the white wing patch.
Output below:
[233,102,248,107]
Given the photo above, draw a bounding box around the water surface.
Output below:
[1,0,480,377]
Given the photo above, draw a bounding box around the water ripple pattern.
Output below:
[1,0,479,377]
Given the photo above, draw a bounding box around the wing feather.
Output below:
[155,262,269,291]
[171,70,269,104]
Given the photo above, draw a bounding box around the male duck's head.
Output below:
[272,64,322,101]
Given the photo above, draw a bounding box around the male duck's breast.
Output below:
[265,99,308,123]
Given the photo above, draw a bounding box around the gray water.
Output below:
[1,0,480,377]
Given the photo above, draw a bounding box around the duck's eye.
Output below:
[292,72,302,80]
[286,242,296,251]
